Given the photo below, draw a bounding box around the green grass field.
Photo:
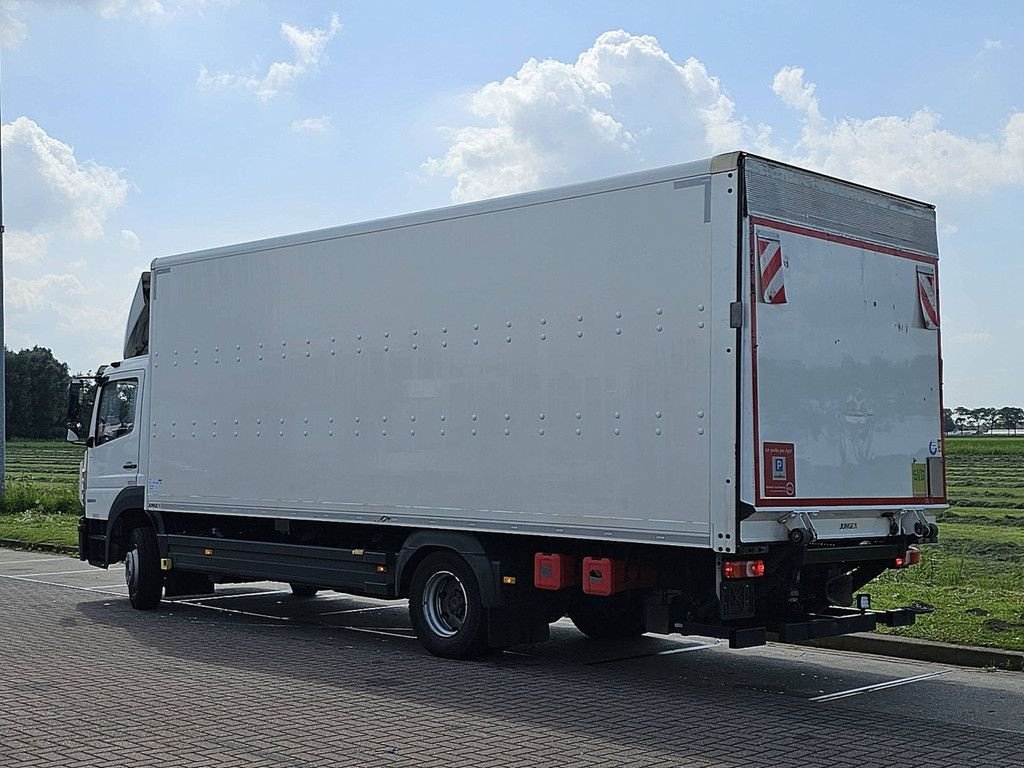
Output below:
[0,440,83,546]
[0,437,1022,650]
[872,437,1024,650]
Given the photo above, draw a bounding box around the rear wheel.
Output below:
[125,526,162,610]
[289,584,319,598]
[409,552,488,659]
[569,593,646,640]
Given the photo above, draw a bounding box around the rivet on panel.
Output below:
[413,329,418,336]
[539,428,545,435]
[506,336,511,343]
[472,414,477,421]
[506,321,512,328]
[281,353,286,359]
[441,415,446,422]
[279,432,284,437]
[234,419,239,425]
[236,345,241,350]
[441,429,446,436]
[471,429,477,436]
[614,412,620,419]
[656,411,662,419]
[305,351,310,357]
[539,413,545,420]
[258,355,263,361]
[192,432,196,438]
[614,428,621,436]
[575,428,582,436]
[615,311,622,319]
[303,431,308,437]
[281,341,286,347]
[473,323,479,331]
[236,357,241,363]
[656,308,663,315]
[329,430,334,437]
[577,314,583,322]
[280,418,285,424]
[442,327,447,334]
[615,328,621,335]
[330,337,335,343]
[656,324,663,332]
[384,331,389,338]
[698,428,705,435]
[354,430,359,436]
[410,415,416,422]
[384,345,389,352]
[473,339,478,345]
[256,419,261,424]
[355,416,360,423]
[442,341,447,348]
[356,334,362,341]
[303,417,309,424]
[540,334,546,341]
[698,322,705,329]
[256,431,261,437]
[215,346,220,353]
[577,331,583,338]
[412,344,418,350]
[382,430,387,436]
[258,343,263,349]
[656,428,662,436]
[698,304,705,312]
[305,339,310,345]
[356,348,361,354]
[410,430,416,436]
[330,350,335,356]
[329,417,334,423]
[504,428,510,436]
[504,414,510,421]
[382,416,388,423]
[576,413,581,420]
[233,432,238,438]
[540,318,546,325]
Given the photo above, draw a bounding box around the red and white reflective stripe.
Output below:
[757,233,787,304]
[917,266,939,329]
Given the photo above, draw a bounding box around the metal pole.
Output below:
[0,45,6,498]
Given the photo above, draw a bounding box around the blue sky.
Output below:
[1,0,1022,407]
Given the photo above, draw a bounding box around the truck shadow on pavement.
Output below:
[71,594,1024,768]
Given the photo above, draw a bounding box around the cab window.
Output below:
[95,379,138,445]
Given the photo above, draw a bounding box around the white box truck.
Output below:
[69,152,945,658]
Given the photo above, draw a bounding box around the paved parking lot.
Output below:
[2,548,1023,767]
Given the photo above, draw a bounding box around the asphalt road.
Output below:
[1,548,1022,767]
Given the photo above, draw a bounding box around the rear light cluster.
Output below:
[893,547,922,569]
[722,559,765,580]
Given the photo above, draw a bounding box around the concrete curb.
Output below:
[802,632,1024,671]
[0,539,78,556]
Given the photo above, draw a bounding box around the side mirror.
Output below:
[66,378,91,444]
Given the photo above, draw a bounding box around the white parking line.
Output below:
[0,556,67,566]
[0,572,125,596]
[169,588,291,603]
[810,669,953,701]
[317,603,407,617]
[9,567,121,578]
[341,626,417,641]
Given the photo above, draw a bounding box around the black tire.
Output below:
[289,583,319,598]
[569,593,646,640]
[164,571,214,598]
[125,526,162,610]
[409,551,489,659]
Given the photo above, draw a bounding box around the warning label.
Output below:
[763,442,796,497]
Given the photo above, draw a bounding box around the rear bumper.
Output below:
[772,606,916,643]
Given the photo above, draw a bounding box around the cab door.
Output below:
[85,372,142,522]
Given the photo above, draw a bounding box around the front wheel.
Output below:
[409,552,489,659]
[125,526,162,610]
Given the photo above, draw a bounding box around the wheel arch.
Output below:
[104,487,165,565]
[395,531,499,607]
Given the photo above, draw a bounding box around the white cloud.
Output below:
[768,66,1024,199]
[2,116,130,239]
[423,30,742,202]
[291,116,332,133]
[5,231,52,264]
[120,229,141,250]
[983,39,1004,50]
[2,0,235,45]
[426,32,1024,206]
[5,273,86,312]
[0,0,27,48]
[198,13,342,102]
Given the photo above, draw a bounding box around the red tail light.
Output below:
[722,559,765,579]
[893,547,922,569]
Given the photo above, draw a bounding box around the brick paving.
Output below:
[1,577,1022,767]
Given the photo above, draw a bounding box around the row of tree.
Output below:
[5,347,72,440]
[944,407,1024,435]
